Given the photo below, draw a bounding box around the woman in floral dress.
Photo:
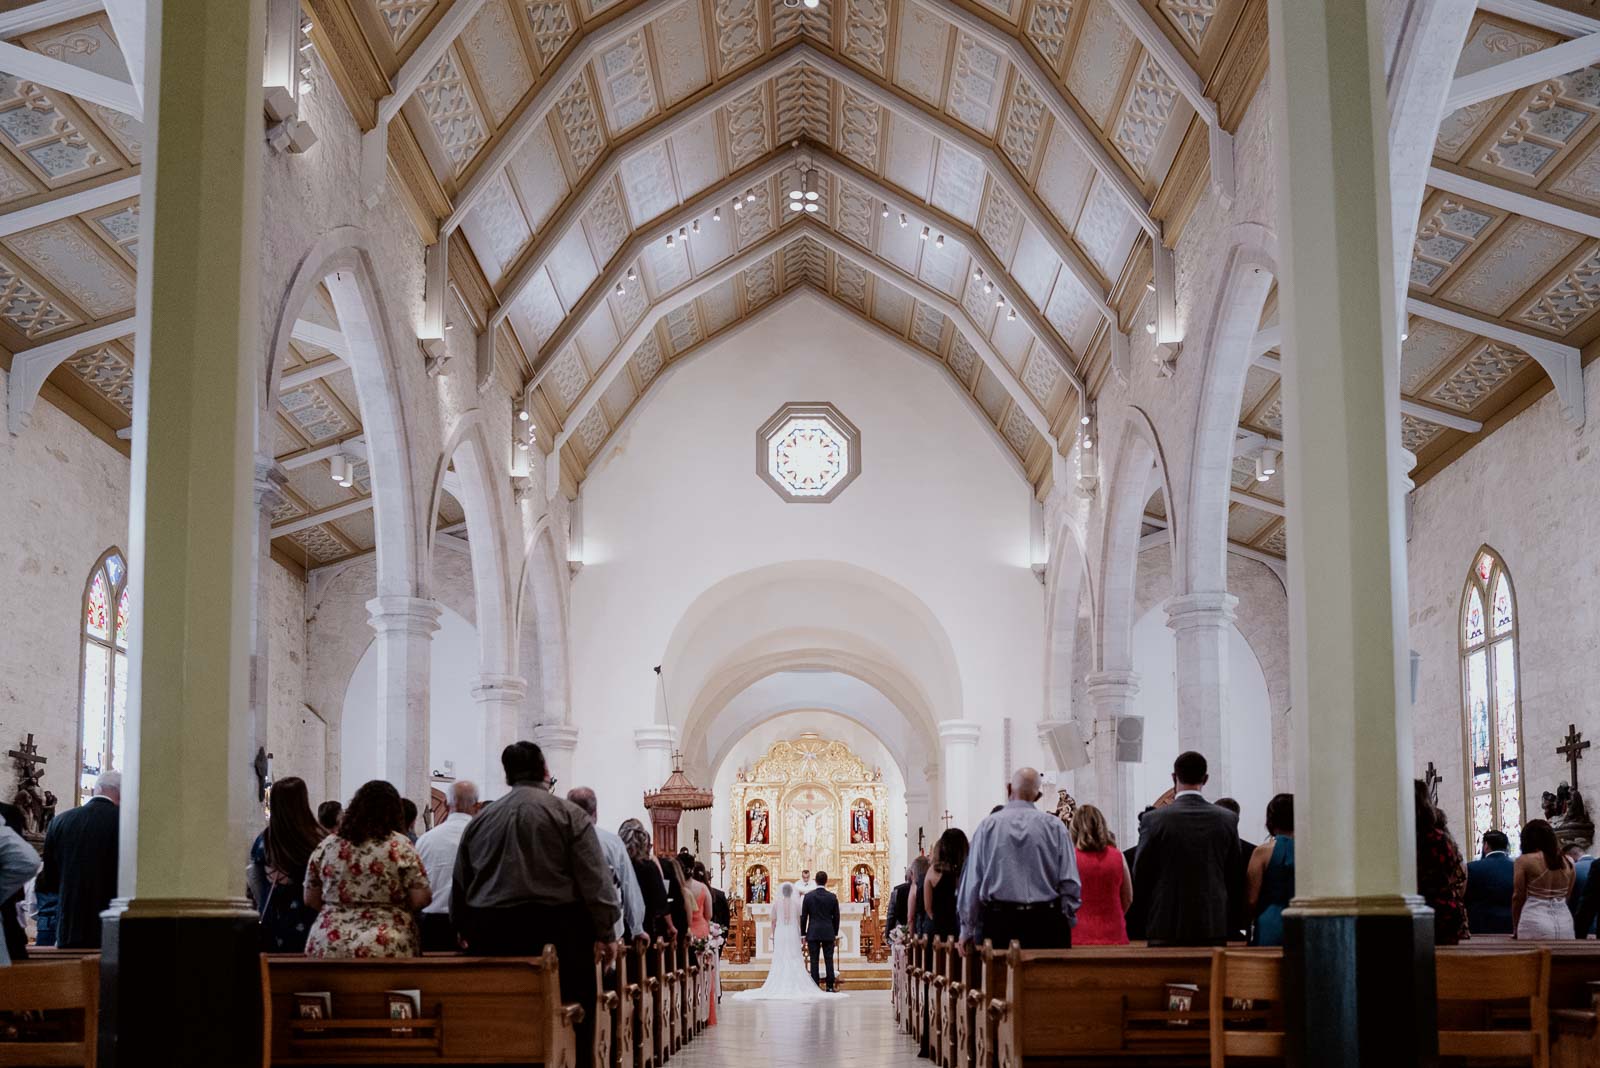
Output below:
[303,780,432,958]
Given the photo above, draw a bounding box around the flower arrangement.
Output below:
[886,925,909,946]
[690,921,726,957]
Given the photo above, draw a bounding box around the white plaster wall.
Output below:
[0,371,129,803]
[265,560,320,792]
[1408,361,1600,840]
[569,294,1044,831]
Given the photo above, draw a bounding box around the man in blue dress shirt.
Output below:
[957,767,1080,952]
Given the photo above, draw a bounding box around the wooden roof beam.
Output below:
[1446,26,1600,112]
[0,38,140,118]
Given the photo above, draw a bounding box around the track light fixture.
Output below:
[882,204,890,218]
[995,294,1005,308]
[1260,448,1278,478]
[518,408,530,422]
[666,232,675,247]
[935,233,945,249]
[713,206,721,222]
[898,212,908,228]
[616,281,625,296]
[745,190,757,203]
[678,226,688,241]
[1007,306,1017,321]
[733,197,743,212]
[1146,280,1155,293]
[974,267,984,281]
[691,219,700,234]
[920,225,930,241]
[1145,321,1156,334]
[1254,456,1270,483]
[627,267,637,282]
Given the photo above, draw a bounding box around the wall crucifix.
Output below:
[1558,723,1591,790]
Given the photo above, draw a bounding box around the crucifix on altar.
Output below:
[940,809,954,830]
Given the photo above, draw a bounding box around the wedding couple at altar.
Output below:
[732,873,848,1001]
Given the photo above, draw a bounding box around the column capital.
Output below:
[633,725,678,751]
[1084,670,1141,701]
[471,673,528,703]
[534,722,580,752]
[1164,591,1239,632]
[366,595,442,637]
[937,719,982,746]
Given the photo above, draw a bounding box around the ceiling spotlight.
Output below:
[712,206,721,222]
[691,219,700,234]
[1254,456,1270,483]
[1146,281,1155,293]
[627,267,637,282]
[518,408,530,422]
[301,17,313,32]
[974,267,984,281]
[1261,448,1278,477]
[789,200,803,213]
[329,455,349,483]
[920,225,930,241]
[1080,414,1091,426]
[803,0,819,8]
[678,226,688,240]
[299,37,314,52]
[881,204,890,219]
[935,233,945,249]
[805,190,818,201]
[804,202,818,213]
[615,281,625,296]
[1007,306,1017,322]
[995,294,1006,307]
[1144,320,1156,334]
[666,232,675,247]
[517,440,530,451]
[789,189,803,202]
[1400,331,1409,341]
[983,280,993,294]
[899,212,908,228]
[733,198,743,212]
[746,190,757,203]
[1082,437,1093,450]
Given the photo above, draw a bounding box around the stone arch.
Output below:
[1180,225,1278,596]
[1096,407,1178,674]
[1044,518,1094,725]
[431,411,516,680]
[262,227,426,599]
[515,518,571,728]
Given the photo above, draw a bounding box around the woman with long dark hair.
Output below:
[248,776,326,951]
[1514,818,1576,939]
[923,828,969,939]
[303,780,431,957]
[1414,779,1469,944]
[1246,793,1295,946]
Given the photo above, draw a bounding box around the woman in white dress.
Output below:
[731,882,847,1001]
[1513,818,1577,940]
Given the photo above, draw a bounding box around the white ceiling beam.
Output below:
[271,495,373,538]
[1250,324,1280,359]
[0,0,101,38]
[490,54,810,332]
[278,434,366,471]
[1099,0,1212,121]
[1252,344,1486,432]
[101,0,144,106]
[1140,513,1287,579]
[1480,0,1600,36]
[0,174,140,238]
[382,0,491,124]
[1446,29,1600,112]
[1406,296,1585,427]
[1428,165,1600,238]
[1234,428,1283,454]
[0,39,140,119]
[924,0,1157,235]
[1230,489,1285,517]
[291,317,347,356]
[442,0,677,230]
[279,355,348,391]
[5,315,137,432]
[805,48,1118,325]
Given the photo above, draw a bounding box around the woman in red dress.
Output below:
[1070,804,1132,945]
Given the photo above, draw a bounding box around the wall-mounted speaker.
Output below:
[1039,720,1090,772]
[1115,715,1144,763]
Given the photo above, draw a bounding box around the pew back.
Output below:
[1437,947,1550,1068]
[0,956,98,1068]
[260,951,577,1066]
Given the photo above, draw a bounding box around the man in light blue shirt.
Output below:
[568,787,645,940]
[958,767,1079,952]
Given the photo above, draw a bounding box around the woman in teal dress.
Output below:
[1247,793,1295,946]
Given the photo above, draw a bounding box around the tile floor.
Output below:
[671,992,922,1067]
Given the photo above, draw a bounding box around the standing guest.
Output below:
[619,819,676,942]
[35,769,120,948]
[400,798,420,843]
[1122,806,1155,941]
[316,800,342,833]
[414,780,479,951]
[1245,793,1295,946]
[1070,804,1131,946]
[1465,830,1515,935]
[566,787,645,942]
[304,780,431,958]
[0,821,39,965]
[1132,752,1239,946]
[1567,844,1595,935]
[661,853,692,941]
[1514,818,1576,940]
[957,767,1080,952]
[0,803,31,961]
[924,828,968,939]
[1415,779,1469,945]
[706,866,730,940]
[907,854,931,935]
[248,776,326,952]
[452,742,619,1063]
[885,868,912,939]
[684,860,718,1026]
[1214,797,1256,941]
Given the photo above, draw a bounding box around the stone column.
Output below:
[1268,0,1435,1063]
[366,595,441,808]
[1165,591,1238,793]
[534,722,580,790]
[248,460,287,780]
[634,725,677,823]
[904,783,932,861]
[103,0,266,1062]
[1083,671,1139,842]
[472,673,527,799]
[937,720,981,831]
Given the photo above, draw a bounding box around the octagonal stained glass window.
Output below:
[757,402,861,503]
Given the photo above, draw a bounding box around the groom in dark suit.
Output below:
[800,870,841,991]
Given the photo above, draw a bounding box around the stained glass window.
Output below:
[79,550,129,805]
[1461,548,1522,855]
[756,402,862,503]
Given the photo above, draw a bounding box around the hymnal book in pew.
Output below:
[293,992,332,1031]
[386,988,422,1037]
[1165,982,1199,1027]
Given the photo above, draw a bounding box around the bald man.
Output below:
[415,780,480,951]
[957,767,1080,952]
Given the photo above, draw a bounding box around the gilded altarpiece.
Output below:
[730,733,889,909]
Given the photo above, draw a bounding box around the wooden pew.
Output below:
[628,942,657,1068]
[594,958,620,1068]
[928,938,948,1063]
[971,944,1007,1068]
[1208,949,1284,1067]
[0,955,99,1067]
[260,950,580,1066]
[609,946,638,1068]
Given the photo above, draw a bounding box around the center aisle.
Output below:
[671,991,918,1067]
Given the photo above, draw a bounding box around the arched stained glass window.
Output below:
[79,549,130,805]
[1461,547,1523,854]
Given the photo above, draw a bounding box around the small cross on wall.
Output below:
[1558,723,1592,791]
[940,809,954,830]
[1424,761,1443,804]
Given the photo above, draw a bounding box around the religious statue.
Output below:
[852,865,873,903]
[8,733,57,845]
[851,799,873,843]
[746,801,769,844]
[746,866,769,904]
[1053,789,1077,829]
[1554,724,1596,850]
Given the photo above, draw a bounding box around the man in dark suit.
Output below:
[35,770,120,948]
[1214,797,1257,942]
[885,870,911,939]
[800,870,841,991]
[1132,752,1240,946]
[1123,807,1154,941]
[709,881,730,936]
[1465,829,1514,934]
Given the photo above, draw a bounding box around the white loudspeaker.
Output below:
[1115,715,1144,763]
[1039,720,1090,772]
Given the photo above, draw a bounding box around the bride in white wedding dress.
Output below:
[731,882,847,1001]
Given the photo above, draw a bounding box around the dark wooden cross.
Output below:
[715,841,729,887]
[1558,723,1592,791]
[7,733,46,784]
[1424,761,1443,804]
[940,809,954,830]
